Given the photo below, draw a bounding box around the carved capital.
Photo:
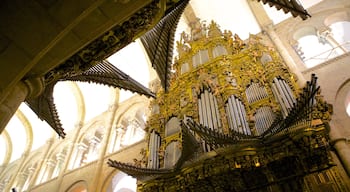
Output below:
[23,77,45,99]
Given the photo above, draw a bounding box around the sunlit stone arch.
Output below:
[113,97,150,126]
[333,79,350,132]
[0,130,12,166]
[70,82,86,125]
[15,110,33,154]
[0,162,18,186]
[102,170,137,192]
[324,11,350,26]
[65,180,88,192]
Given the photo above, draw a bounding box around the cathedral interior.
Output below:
[0,0,350,191]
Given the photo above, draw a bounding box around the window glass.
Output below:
[296,35,338,68]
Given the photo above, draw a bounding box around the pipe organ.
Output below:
[108,21,346,192]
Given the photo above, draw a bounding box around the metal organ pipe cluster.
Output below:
[254,106,275,135]
[198,89,221,152]
[147,130,160,169]
[225,96,251,135]
[271,77,296,117]
[245,82,269,104]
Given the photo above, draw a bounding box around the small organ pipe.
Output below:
[198,98,204,125]
[209,92,217,130]
[214,96,221,129]
[279,80,293,109]
[232,98,243,133]
[236,98,246,134]
[204,90,212,129]
[228,98,238,132]
[225,106,234,131]
[242,105,251,135]
[245,86,252,103]
[201,93,208,127]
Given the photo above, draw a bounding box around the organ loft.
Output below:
[108,20,348,191]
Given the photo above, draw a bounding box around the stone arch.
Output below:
[324,11,350,27]
[65,180,88,192]
[70,81,86,125]
[102,171,137,192]
[15,109,33,154]
[0,130,12,166]
[292,26,317,41]
[333,79,350,135]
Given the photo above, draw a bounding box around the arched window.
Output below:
[329,21,350,51]
[324,12,350,52]
[108,172,137,192]
[346,90,350,117]
[225,95,251,135]
[293,26,338,68]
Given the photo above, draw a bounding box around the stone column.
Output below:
[0,77,44,133]
[86,136,101,162]
[330,120,350,176]
[91,104,118,192]
[114,127,125,152]
[246,0,306,86]
[318,28,348,54]
[4,150,30,192]
[27,138,54,190]
[52,152,66,178]
[40,159,56,183]
[14,172,28,192]
[72,143,88,169]
[22,167,35,191]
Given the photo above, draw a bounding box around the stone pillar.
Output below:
[91,104,118,192]
[0,77,44,133]
[22,167,35,191]
[330,120,350,176]
[4,150,30,192]
[52,152,66,178]
[86,136,101,162]
[72,143,88,169]
[246,0,306,86]
[318,28,348,54]
[27,138,54,190]
[114,127,125,152]
[14,172,28,192]
[40,159,56,183]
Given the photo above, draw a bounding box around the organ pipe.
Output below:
[245,82,268,103]
[147,130,160,169]
[225,96,251,135]
[254,106,275,135]
[272,77,296,117]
